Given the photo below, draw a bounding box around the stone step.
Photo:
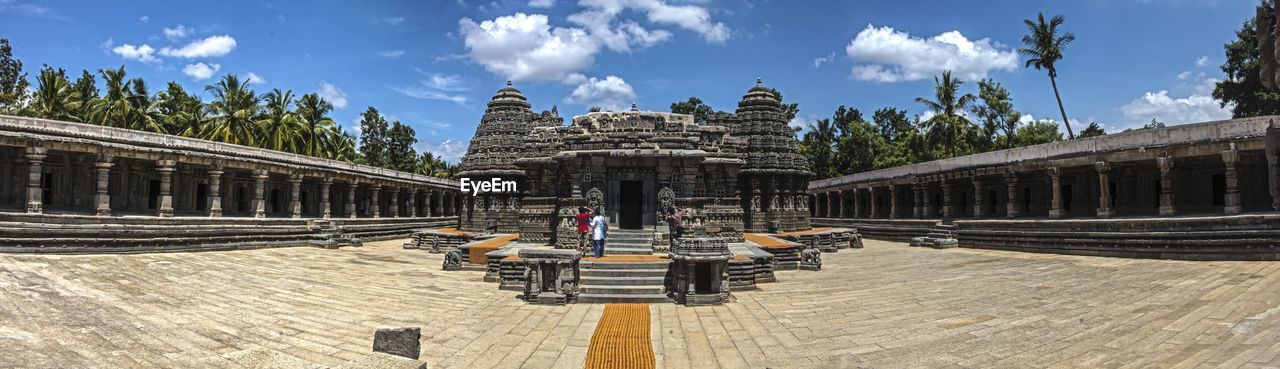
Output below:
[605,248,655,255]
[581,261,670,269]
[582,285,665,295]
[577,293,673,304]
[580,276,666,286]
[581,268,669,278]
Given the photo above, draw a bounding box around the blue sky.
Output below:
[0,0,1257,162]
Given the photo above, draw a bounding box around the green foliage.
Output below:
[1144,118,1166,129]
[669,97,713,123]
[386,121,419,172]
[22,65,77,121]
[587,106,602,113]
[0,39,29,114]
[915,71,977,157]
[1213,5,1280,117]
[1079,122,1106,137]
[768,88,799,122]
[358,106,390,167]
[973,79,1019,150]
[1014,119,1063,146]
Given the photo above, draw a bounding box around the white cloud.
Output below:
[572,0,729,43]
[245,72,266,85]
[182,63,220,80]
[1195,55,1210,67]
[845,24,1018,83]
[564,73,637,110]
[619,21,672,48]
[1176,71,1192,80]
[459,13,600,81]
[1120,90,1231,125]
[392,72,469,107]
[378,49,405,58]
[139,15,149,23]
[813,51,836,68]
[528,0,555,7]
[163,25,190,41]
[160,35,237,58]
[318,82,349,109]
[111,43,160,64]
[384,16,405,25]
[417,139,469,164]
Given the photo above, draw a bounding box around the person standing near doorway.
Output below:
[590,207,608,258]
[575,207,591,255]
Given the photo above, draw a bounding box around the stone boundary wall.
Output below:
[0,213,457,253]
[813,216,1280,260]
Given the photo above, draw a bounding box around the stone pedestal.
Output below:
[669,237,731,306]
[518,249,580,305]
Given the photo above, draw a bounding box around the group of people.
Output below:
[572,205,686,258]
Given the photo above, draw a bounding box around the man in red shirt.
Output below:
[575,207,591,254]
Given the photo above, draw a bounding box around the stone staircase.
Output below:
[311,220,362,248]
[910,220,958,249]
[577,259,673,303]
[604,228,656,255]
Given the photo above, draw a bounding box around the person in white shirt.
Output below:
[589,207,608,257]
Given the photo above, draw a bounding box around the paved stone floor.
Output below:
[3,239,1280,368]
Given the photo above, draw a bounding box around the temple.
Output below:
[457,79,814,250]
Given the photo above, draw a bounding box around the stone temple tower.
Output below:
[733,79,814,232]
[457,82,561,232]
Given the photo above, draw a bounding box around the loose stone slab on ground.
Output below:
[3,238,1280,368]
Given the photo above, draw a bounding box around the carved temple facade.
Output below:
[457,80,813,246]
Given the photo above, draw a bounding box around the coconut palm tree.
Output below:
[915,71,977,158]
[258,88,304,153]
[123,78,165,133]
[1019,12,1077,139]
[295,93,336,157]
[23,66,78,121]
[88,66,131,128]
[154,81,208,137]
[203,74,261,146]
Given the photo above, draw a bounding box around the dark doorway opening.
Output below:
[1212,174,1225,207]
[196,184,208,211]
[148,180,160,209]
[619,180,643,229]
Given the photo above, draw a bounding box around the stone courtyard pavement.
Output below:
[3,239,1280,369]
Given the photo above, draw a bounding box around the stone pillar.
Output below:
[288,174,303,218]
[852,188,862,219]
[889,185,898,219]
[1158,156,1175,216]
[156,159,176,217]
[370,184,382,218]
[252,169,269,218]
[434,190,444,217]
[921,184,933,218]
[1048,167,1064,219]
[912,184,923,219]
[407,189,418,217]
[347,182,358,218]
[1095,161,1114,218]
[827,191,837,218]
[834,190,845,218]
[1223,149,1242,215]
[941,182,953,219]
[1267,123,1280,211]
[24,144,46,214]
[389,188,400,218]
[208,167,224,217]
[869,187,879,219]
[1005,171,1020,218]
[320,178,333,218]
[972,178,985,218]
[93,152,114,216]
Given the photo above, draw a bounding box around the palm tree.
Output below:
[23,66,78,121]
[154,81,208,137]
[915,71,977,158]
[1019,12,1077,139]
[258,88,304,153]
[123,78,165,133]
[295,93,337,157]
[203,74,261,146]
[88,66,131,128]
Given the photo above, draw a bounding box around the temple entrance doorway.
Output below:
[619,180,644,229]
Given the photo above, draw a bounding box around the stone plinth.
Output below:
[372,327,421,360]
[519,248,581,305]
[669,237,732,306]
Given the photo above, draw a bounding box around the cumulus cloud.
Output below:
[564,73,637,110]
[378,49,405,58]
[111,43,160,64]
[139,15,149,22]
[845,24,1018,83]
[529,0,555,7]
[245,72,266,85]
[160,35,237,58]
[459,13,599,81]
[1120,90,1231,125]
[572,0,728,44]
[1195,55,1210,67]
[182,62,220,80]
[163,25,190,41]
[318,82,349,109]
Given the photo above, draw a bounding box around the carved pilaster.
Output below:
[1157,156,1175,216]
[1223,149,1242,215]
